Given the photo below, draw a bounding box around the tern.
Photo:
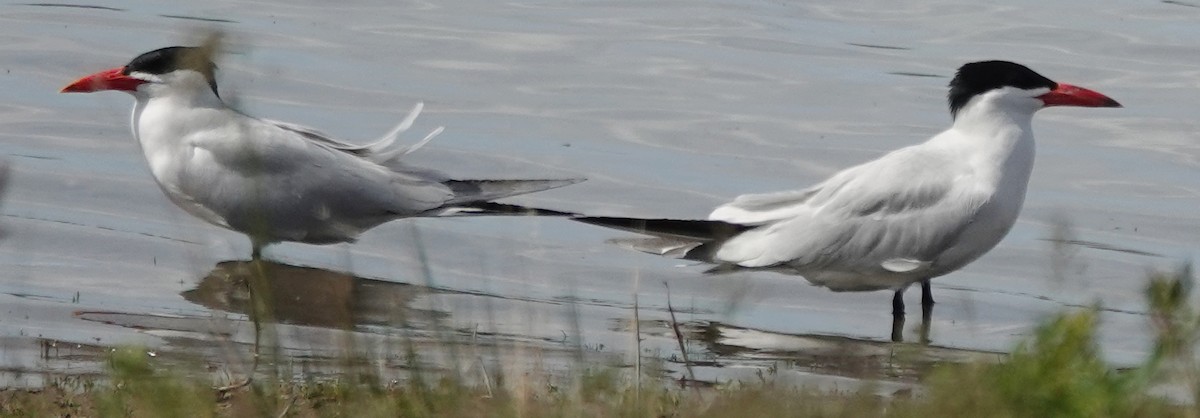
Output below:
[61,46,582,259]
[575,61,1121,341]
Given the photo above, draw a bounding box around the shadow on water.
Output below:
[58,260,516,384]
[177,261,1002,382]
[614,317,1004,383]
[181,260,447,330]
[18,3,237,22]
[17,259,1005,386]
[687,322,1002,380]
[16,3,127,11]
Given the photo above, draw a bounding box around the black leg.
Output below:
[921,279,934,317]
[919,279,933,344]
[219,261,266,393]
[249,240,265,354]
[247,269,262,356]
[891,288,905,342]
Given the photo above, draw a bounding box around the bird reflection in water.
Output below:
[182,260,448,331]
[181,260,450,392]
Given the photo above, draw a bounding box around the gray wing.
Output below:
[708,146,989,274]
[180,111,455,243]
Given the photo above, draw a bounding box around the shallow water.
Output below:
[1,0,1198,387]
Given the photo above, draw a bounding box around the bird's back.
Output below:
[133,98,455,244]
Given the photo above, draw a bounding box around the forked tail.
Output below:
[444,178,583,205]
[448,201,577,217]
[571,216,751,262]
[572,216,749,240]
[435,178,583,217]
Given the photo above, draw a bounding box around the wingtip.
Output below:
[443,178,585,205]
[533,177,587,190]
[533,177,586,192]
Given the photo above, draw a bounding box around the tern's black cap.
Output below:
[948,61,1056,118]
[123,46,219,96]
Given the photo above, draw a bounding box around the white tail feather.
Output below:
[406,126,444,155]
[369,126,443,163]
[363,102,423,153]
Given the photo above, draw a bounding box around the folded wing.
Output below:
[711,146,988,273]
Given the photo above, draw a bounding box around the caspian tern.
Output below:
[61,46,582,258]
[575,61,1121,341]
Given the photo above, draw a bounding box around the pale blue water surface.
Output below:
[0,0,1197,387]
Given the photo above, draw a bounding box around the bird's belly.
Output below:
[146,153,378,244]
[790,186,1028,292]
[796,270,923,292]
